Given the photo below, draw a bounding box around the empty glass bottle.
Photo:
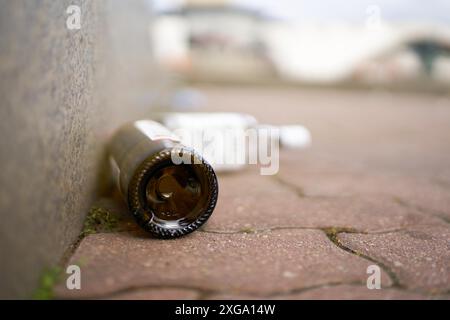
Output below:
[109,120,218,238]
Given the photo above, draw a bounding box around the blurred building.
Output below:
[152,1,450,87]
[151,0,276,81]
[260,23,450,85]
[353,27,450,85]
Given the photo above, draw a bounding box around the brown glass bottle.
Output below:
[108,120,218,238]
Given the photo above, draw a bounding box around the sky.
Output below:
[151,0,450,25]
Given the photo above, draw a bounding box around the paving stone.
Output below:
[88,175,442,238]
[338,224,450,294]
[105,288,200,300]
[277,161,450,220]
[217,168,292,198]
[206,191,439,233]
[208,285,427,300]
[88,172,436,235]
[199,86,450,180]
[54,229,391,299]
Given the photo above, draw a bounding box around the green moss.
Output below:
[32,206,119,300]
[392,196,408,206]
[323,226,358,235]
[76,257,88,267]
[323,227,339,243]
[239,227,256,234]
[81,206,121,237]
[322,226,359,243]
[33,266,62,300]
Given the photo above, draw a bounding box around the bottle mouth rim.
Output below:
[128,148,218,238]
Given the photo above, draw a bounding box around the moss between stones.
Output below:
[33,206,121,299]
[322,227,366,257]
[239,227,256,234]
[33,266,62,300]
[81,206,121,237]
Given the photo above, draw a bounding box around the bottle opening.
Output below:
[129,148,218,238]
[142,162,212,229]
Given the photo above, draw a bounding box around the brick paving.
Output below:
[55,85,450,299]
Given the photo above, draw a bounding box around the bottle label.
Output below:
[134,120,181,142]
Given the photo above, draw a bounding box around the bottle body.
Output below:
[109,120,218,238]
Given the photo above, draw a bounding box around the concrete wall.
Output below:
[0,0,170,298]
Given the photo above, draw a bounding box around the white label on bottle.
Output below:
[163,112,257,130]
[134,120,180,142]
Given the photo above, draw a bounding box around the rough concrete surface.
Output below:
[0,0,170,298]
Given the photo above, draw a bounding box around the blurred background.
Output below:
[151,0,450,89]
